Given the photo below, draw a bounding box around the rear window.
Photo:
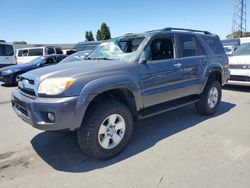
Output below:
[28,48,43,56]
[0,44,14,56]
[202,36,225,54]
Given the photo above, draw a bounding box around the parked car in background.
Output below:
[12,27,229,160]
[59,50,92,64]
[62,49,76,55]
[221,39,240,56]
[228,42,250,86]
[15,46,63,64]
[73,41,102,52]
[0,54,66,86]
[0,40,16,68]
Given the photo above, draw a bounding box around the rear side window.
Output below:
[179,35,198,57]
[46,47,55,54]
[0,44,14,56]
[202,36,225,54]
[55,48,63,54]
[28,48,43,56]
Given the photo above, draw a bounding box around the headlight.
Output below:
[2,69,14,75]
[38,77,75,95]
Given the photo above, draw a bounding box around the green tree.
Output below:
[85,31,94,41]
[96,23,111,41]
[96,29,102,41]
[13,41,27,44]
[227,31,250,39]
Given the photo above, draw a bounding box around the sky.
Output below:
[0,0,249,44]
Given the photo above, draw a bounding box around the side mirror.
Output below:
[139,52,147,64]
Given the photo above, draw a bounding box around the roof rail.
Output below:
[163,27,211,35]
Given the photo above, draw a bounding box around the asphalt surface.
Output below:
[0,84,249,188]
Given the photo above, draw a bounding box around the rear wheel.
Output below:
[196,80,221,115]
[77,99,134,160]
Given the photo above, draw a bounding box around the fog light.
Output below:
[47,113,55,122]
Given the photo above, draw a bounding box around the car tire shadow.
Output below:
[31,101,235,173]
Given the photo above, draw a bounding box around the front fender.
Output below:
[79,75,142,111]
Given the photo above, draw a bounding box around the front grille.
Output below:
[229,64,250,69]
[12,97,28,117]
[20,88,36,96]
[18,76,36,97]
[230,75,250,82]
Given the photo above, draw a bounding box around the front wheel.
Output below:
[195,80,222,115]
[77,99,134,160]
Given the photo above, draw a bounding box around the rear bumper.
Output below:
[11,89,90,131]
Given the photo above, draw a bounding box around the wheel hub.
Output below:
[98,114,126,149]
[208,87,219,108]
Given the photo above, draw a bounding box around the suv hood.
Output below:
[23,60,132,81]
[229,55,250,64]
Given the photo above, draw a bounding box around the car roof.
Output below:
[16,46,61,50]
[120,27,216,39]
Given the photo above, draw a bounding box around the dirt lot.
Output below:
[0,85,249,188]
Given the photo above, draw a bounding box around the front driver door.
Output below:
[139,35,185,108]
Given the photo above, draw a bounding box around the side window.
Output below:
[202,36,225,54]
[18,49,28,56]
[146,37,174,61]
[179,35,198,57]
[46,47,55,54]
[56,56,65,63]
[43,57,57,65]
[28,48,43,56]
[55,48,63,54]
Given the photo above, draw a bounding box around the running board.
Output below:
[138,95,199,119]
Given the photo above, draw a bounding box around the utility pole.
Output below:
[232,0,247,38]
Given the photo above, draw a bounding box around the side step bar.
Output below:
[138,95,199,119]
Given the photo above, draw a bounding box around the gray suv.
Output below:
[11,28,230,159]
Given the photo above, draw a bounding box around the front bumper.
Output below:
[227,69,250,86]
[11,89,89,131]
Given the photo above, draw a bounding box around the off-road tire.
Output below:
[77,99,134,160]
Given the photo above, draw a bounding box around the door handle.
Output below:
[200,58,206,65]
[173,62,182,68]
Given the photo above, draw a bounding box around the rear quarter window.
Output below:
[0,44,14,56]
[202,36,225,54]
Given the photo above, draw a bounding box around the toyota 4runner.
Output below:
[11,28,230,159]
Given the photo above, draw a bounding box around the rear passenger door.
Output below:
[140,35,185,108]
[176,34,206,96]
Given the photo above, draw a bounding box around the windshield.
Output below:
[59,51,90,64]
[86,37,145,62]
[232,43,250,56]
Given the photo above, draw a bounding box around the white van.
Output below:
[15,46,63,64]
[0,40,16,68]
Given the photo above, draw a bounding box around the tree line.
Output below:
[85,22,111,41]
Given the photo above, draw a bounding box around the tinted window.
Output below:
[47,47,55,54]
[55,48,63,54]
[18,49,28,56]
[28,48,43,56]
[56,56,66,63]
[179,35,198,57]
[0,44,14,56]
[146,37,174,61]
[202,36,225,54]
[43,57,57,65]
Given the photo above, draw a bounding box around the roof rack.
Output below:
[163,27,211,35]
